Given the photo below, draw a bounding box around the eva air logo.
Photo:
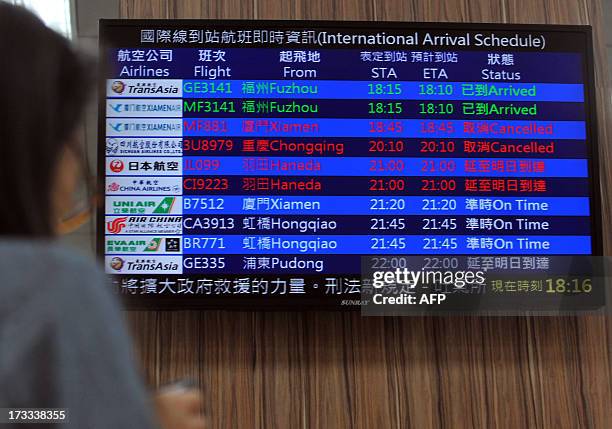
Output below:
[153,197,176,214]
[145,238,162,251]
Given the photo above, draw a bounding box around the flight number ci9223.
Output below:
[183,178,228,191]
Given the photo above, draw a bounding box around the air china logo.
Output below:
[107,217,127,234]
[105,215,182,235]
[109,159,124,173]
[111,80,125,94]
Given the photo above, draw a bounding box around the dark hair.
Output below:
[0,3,93,236]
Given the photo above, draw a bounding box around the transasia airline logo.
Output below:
[124,82,179,95]
[111,80,125,94]
[111,197,176,214]
[109,256,125,271]
[126,260,179,271]
[108,257,179,272]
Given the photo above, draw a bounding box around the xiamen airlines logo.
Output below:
[109,103,123,112]
[107,217,127,234]
[111,80,126,94]
[109,159,124,173]
[109,122,123,132]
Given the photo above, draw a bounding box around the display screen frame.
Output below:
[97,19,603,310]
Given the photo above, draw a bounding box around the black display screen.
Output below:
[98,20,603,310]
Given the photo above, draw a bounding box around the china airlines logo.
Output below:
[109,159,124,173]
[107,217,127,234]
[107,182,120,192]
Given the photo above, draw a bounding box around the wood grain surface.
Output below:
[120,0,612,427]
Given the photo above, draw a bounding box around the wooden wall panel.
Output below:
[121,0,612,427]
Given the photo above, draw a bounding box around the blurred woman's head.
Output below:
[0,3,93,236]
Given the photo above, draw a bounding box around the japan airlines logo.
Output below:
[107,217,127,234]
[109,159,124,173]
[109,257,125,271]
[111,80,125,94]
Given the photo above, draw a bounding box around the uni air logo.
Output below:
[153,197,176,214]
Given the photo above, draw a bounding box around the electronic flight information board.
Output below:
[98,20,603,310]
